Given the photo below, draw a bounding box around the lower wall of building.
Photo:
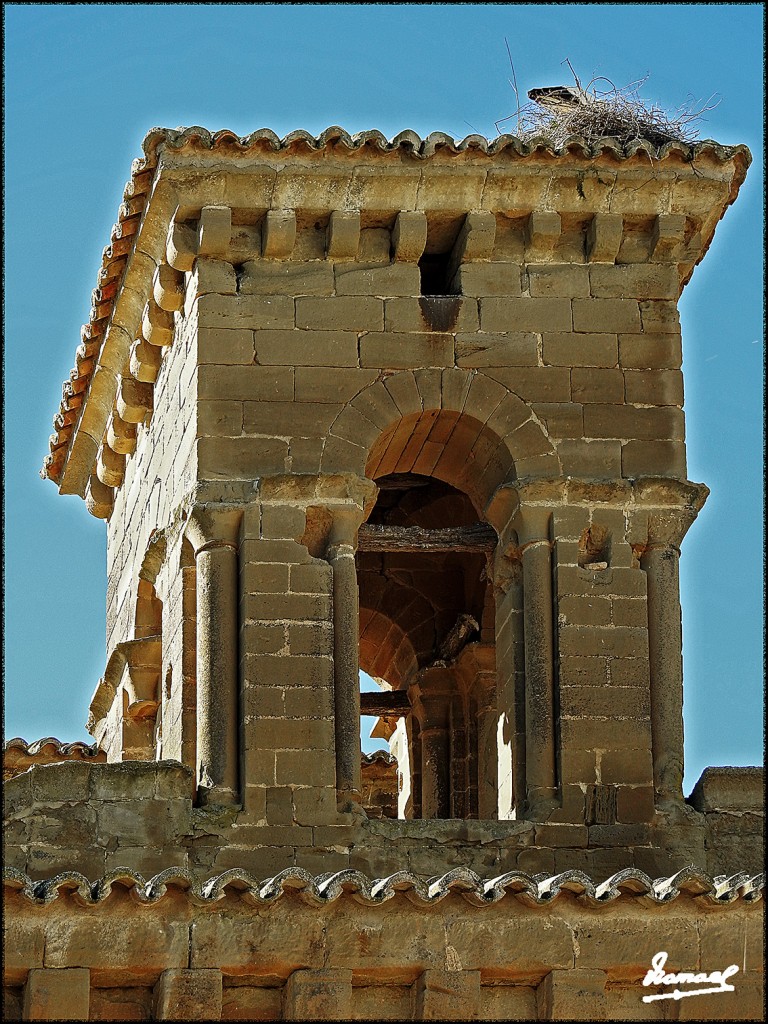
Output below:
[4,887,764,1021]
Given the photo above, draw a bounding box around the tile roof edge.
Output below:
[4,864,764,909]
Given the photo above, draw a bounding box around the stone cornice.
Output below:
[40,125,750,500]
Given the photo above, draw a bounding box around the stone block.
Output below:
[23,968,90,1021]
[294,366,378,404]
[571,367,624,402]
[556,438,623,478]
[197,363,294,402]
[153,969,223,1021]
[621,440,687,478]
[688,766,764,813]
[360,331,454,369]
[537,969,607,1021]
[197,436,289,478]
[528,264,590,297]
[618,332,682,369]
[415,969,481,1020]
[590,263,678,300]
[455,332,538,367]
[89,986,154,1021]
[334,263,418,297]
[485,366,571,403]
[283,968,353,1021]
[532,401,582,437]
[253,329,358,367]
[197,399,244,437]
[29,761,92,803]
[191,257,238,297]
[584,405,684,441]
[624,369,683,406]
[222,985,283,1021]
[241,400,338,437]
[196,293,295,330]
[480,297,572,333]
[586,213,623,264]
[615,784,656,823]
[196,326,254,365]
[453,262,522,296]
[239,259,334,295]
[384,295,478,333]
[573,298,641,333]
[480,985,538,1021]
[639,300,680,334]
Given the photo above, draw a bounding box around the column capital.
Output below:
[184,504,243,554]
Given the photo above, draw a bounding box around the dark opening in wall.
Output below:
[419,251,453,296]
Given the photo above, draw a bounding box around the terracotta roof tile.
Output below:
[4,864,763,909]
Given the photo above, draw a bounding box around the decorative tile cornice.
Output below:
[4,865,763,910]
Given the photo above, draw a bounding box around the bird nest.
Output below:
[497,63,719,149]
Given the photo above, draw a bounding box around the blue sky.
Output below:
[4,4,764,790]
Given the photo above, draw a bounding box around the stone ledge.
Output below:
[688,766,765,814]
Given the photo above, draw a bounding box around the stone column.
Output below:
[186,506,242,806]
[473,660,498,821]
[515,506,558,814]
[641,529,686,810]
[490,548,525,820]
[413,667,452,819]
[327,507,365,813]
[634,482,707,813]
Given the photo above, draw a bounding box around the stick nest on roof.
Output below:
[499,64,719,149]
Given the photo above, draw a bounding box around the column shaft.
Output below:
[642,544,684,806]
[521,539,557,808]
[329,542,362,808]
[421,721,450,819]
[196,542,239,804]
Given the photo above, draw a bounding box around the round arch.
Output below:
[321,368,560,512]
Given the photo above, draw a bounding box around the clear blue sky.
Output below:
[4,4,763,790]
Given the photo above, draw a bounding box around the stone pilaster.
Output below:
[185,505,243,806]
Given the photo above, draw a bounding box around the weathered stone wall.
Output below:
[4,762,763,882]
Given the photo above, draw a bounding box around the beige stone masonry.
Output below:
[326,210,360,259]
[153,968,223,1021]
[23,968,91,1021]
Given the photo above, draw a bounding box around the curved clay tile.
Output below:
[4,864,763,909]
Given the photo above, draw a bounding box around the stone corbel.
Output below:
[448,211,496,279]
[107,408,138,455]
[153,263,185,312]
[85,472,114,520]
[525,211,561,262]
[586,213,623,263]
[96,440,126,489]
[391,211,427,262]
[650,214,687,262]
[326,211,360,260]
[262,209,297,259]
[166,205,234,271]
[129,334,163,383]
[142,295,175,347]
[117,376,153,424]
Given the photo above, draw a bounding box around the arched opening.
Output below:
[357,455,499,819]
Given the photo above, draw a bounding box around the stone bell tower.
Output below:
[57,125,728,836]
[5,127,762,1023]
